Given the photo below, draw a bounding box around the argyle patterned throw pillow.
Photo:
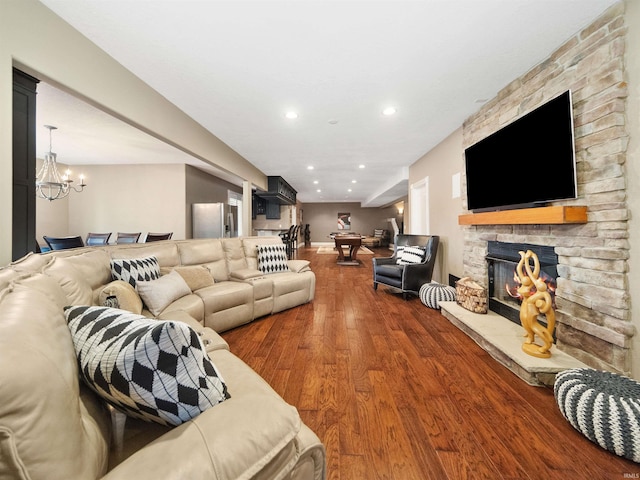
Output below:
[257,244,290,274]
[65,305,229,426]
[110,256,161,288]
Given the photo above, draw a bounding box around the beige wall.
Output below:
[185,165,242,238]
[0,0,266,264]
[625,0,640,377]
[36,163,187,245]
[301,202,402,244]
[36,163,253,246]
[408,128,464,284]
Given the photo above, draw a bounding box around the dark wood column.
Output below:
[12,68,39,261]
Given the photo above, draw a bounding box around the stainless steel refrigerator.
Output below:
[192,203,238,238]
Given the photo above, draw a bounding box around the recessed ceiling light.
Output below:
[313,180,319,184]
[359,164,365,169]
[307,166,314,170]
[382,107,397,116]
[348,188,352,192]
[316,189,321,193]
[351,180,357,184]
[285,111,298,119]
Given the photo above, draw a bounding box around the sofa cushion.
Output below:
[178,240,229,282]
[111,256,161,288]
[43,256,94,305]
[99,280,143,315]
[137,270,192,316]
[257,244,290,274]
[396,246,425,265]
[0,275,111,480]
[242,236,284,270]
[108,242,180,268]
[173,265,215,291]
[65,305,230,426]
[223,238,249,273]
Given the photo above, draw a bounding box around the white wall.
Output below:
[0,0,266,264]
[408,128,464,284]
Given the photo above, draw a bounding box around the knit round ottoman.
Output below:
[419,282,456,309]
[554,368,640,463]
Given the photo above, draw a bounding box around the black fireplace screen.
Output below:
[486,241,558,326]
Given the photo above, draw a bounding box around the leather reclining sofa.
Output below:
[0,236,326,480]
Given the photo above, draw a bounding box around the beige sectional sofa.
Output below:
[0,236,325,480]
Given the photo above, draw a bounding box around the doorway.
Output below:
[410,177,430,235]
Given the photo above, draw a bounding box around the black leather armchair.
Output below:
[373,234,439,299]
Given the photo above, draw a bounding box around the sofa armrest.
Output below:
[230,268,264,281]
[372,256,395,267]
[401,258,436,292]
[156,309,229,352]
[103,395,301,480]
[287,260,311,273]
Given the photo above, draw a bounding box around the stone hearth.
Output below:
[440,302,588,387]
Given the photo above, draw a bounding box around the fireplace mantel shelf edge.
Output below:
[458,206,587,226]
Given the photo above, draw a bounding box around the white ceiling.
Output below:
[37,0,617,206]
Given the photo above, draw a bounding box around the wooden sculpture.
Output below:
[516,250,556,358]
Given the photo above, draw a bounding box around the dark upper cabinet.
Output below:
[258,176,296,205]
[253,193,280,219]
[12,69,39,261]
[265,201,281,219]
[255,195,266,215]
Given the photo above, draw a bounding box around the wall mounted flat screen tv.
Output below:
[464,90,577,212]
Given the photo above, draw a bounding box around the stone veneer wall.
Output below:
[461,2,632,374]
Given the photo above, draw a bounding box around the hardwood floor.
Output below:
[222,246,638,479]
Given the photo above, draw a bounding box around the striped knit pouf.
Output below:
[419,282,456,309]
[554,368,640,463]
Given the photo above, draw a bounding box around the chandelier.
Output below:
[36,125,86,201]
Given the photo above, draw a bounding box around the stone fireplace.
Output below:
[458,3,633,375]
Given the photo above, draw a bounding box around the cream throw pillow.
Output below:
[99,280,143,315]
[173,265,214,291]
[137,270,191,316]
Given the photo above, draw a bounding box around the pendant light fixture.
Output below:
[36,125,86,201]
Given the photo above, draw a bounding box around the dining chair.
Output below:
[85,232,112,246]
[115,232,141,244]
[279,225,296,259]
[43,235,85,251]
[144,232,173,242]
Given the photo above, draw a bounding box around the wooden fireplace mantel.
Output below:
[458,206,587,226]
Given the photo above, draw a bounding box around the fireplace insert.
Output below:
[486,241,558,330]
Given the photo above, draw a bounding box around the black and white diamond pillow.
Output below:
[397,246,426,265]
[110,256,161,288]
[257,244,290,274]
[65,305,229,426]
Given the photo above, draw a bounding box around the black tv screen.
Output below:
[464,90,577,212]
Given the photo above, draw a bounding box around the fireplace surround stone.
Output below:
[458,3,633,375]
